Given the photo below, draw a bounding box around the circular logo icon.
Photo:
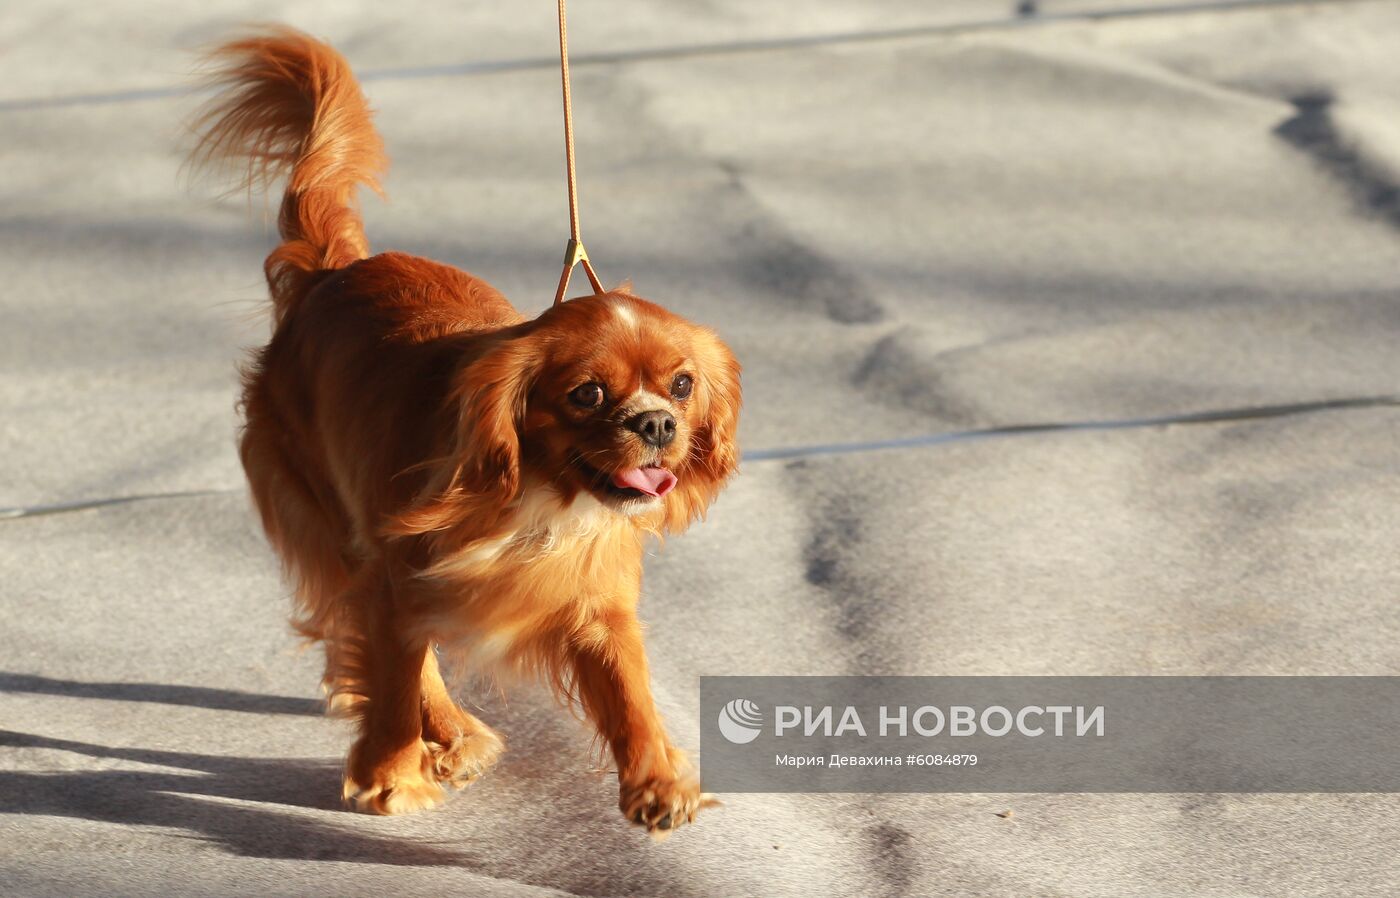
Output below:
[718,698,763,744]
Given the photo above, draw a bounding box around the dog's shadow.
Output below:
[0,673,474,867]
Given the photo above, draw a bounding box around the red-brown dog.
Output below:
[192,27,740,836]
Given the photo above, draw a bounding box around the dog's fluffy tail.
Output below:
[191,27,387,319]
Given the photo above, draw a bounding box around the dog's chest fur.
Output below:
[418,487,648,667]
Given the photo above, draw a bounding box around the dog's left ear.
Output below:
[690,333,743,487]
[663,332,740,534]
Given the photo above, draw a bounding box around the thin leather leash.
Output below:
[552,0,605,305]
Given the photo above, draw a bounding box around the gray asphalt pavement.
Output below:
[4,2,1400,895]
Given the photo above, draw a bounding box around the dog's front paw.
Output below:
[343,740,444,815]
[618,762,718,840]
[425,726,505,790]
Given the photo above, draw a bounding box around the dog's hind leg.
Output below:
[339,563,444,815]
[419,649,505,789]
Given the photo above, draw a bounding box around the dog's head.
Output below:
[419,291,741,535]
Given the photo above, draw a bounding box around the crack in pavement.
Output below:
[3,395,1396,520]
[0,0,1374,113]
[743,394,1400,462]
[0,488,236,520]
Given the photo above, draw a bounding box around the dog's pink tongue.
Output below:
[611,466,677,498]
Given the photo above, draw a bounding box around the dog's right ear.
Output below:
[451,336,541,499]
[387,335,540,539]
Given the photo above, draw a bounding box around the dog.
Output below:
[191,27,740,836]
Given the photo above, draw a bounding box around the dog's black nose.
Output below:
[627,410,676,447]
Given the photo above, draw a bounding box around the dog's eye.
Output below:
[670,373,693,400]
[569,382,605,409]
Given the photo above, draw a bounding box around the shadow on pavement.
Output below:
[0,729,474,867]
[0,672,322,716]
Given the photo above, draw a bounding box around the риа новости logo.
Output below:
[718,698,763,744]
